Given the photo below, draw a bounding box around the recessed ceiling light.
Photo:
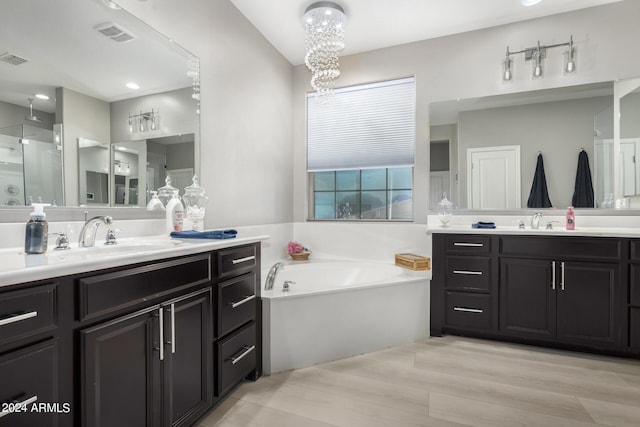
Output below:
[102,0,121,10]
[521,0,543,6]
[34,94,50,100]
[126,82,140,90]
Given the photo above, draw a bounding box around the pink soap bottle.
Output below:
[566,206,575,230]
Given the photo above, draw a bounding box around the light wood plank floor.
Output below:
[198,336,640,427]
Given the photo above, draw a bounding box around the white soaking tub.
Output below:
[261,259,430,374]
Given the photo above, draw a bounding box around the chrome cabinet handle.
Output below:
[0,311,37,327]
[561,262,565,291]
[452,270,483,275]
[551,261,556,290]
[228,345,255,365]
[231,256,255,265]
[453,307,483,313]
[159,307,164,361]
[453,242,483,247]
[170,303,176,354]
[229,294,256,308]
[0,395,38,418]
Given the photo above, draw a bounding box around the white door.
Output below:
[467,146,521,209]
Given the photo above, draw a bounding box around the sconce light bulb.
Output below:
[534,64,543,78]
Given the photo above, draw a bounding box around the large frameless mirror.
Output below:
[0,0,200,209]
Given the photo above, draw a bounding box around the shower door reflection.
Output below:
[0,124,63,205]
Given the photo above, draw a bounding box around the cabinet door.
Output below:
[500,258,556,339]
[164,289,213,427]
[81,307,162,427]
[0,339,58,427]
[556,261,618,347]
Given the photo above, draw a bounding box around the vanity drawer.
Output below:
[217,272,256,338]
[445,235,491,254]
[0,284,57,347]
[217,321,256,397]
[0,339,58,427]
[445,292,492,331]
[79,254,211,321]
[500,236,622,260]
[445,256,491,291]
[217,244,257,279]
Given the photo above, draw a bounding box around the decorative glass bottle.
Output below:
[437,193,453,227]
[182,176,208,231]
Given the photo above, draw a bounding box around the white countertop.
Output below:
[427,225,640,238]
[0,234,269,288]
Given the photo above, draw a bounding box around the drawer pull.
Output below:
[228,345,255,365]
[0,395,38,418]
[229,294,256,309]
[232,256,256,265]
[452,270,483,276]
[0,311,38,327]
[453,307,484,314]
[453,242,484,247]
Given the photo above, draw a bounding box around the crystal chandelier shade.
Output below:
[303,2,347,102]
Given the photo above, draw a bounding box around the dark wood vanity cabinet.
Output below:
[0,283,60,427]
[432,233,634,356]
[213,245,261,398]
[81,288,212,427]
[431,234,498,336]
[0,242,262,427]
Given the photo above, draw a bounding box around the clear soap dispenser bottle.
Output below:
[25,203,49,254]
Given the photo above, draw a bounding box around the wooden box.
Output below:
[395,253,431,271]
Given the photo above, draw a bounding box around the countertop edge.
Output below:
[426,226,640,237]
[0,235,269,289]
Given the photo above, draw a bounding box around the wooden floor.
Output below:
[198,336,640,427]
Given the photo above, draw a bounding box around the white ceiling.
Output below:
[0,0,192,113]
[229,0,622,66]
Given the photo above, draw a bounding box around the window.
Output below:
[313,167,412,220]
[307,77,415,220]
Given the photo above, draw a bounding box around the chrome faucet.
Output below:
[264,261,284,290]
[79,216,113,247]
[531,212,543,230]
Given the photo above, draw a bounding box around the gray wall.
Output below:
[0,100,54,129]
[292,0,640,221]
[118,0,294,228]
[57,87,111,206]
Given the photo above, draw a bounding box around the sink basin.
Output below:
[29,238,184,265]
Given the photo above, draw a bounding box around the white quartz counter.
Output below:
[0,234,269,288]
[427,225,640,238]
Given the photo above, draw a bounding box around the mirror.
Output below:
[429,82,615,210]
[0,0,199,208]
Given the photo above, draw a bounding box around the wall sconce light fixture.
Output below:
[503,35,576,82]
[128,109,158,134]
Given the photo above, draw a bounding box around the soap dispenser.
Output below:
[25,203,49,254]
[566,206,575,230]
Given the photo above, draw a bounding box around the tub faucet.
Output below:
[264,261,285,290]
[531,212,543,230]
[79,216,113,247]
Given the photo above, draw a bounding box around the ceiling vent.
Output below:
[0,52,28,66]
[94,22,136,43]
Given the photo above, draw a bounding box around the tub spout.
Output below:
[265,261,285,290]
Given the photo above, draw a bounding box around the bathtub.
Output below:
[261,259,430,374]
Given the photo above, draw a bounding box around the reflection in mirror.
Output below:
[0,0,199,209]
[0,124,63,206]
[78,138,110,205]
[429,82,614,210]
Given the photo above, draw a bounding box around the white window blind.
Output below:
[307,77,416,172]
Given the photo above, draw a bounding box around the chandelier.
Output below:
[302,2,347,103]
